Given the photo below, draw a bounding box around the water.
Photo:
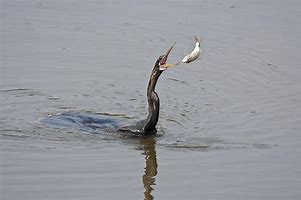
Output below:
[1,0,301,199]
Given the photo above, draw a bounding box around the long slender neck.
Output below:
[143,67,162,133]
[147,67,161,95]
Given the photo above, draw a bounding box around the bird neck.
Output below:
[147,68,162,95]
[143,67,162,133]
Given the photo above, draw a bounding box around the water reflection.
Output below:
[138,137,158,200]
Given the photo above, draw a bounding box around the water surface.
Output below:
[1,0,301,199]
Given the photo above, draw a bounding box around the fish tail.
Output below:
[194,36,201,44]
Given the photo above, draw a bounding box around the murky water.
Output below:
[1,0,301,199]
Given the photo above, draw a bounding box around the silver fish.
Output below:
[182,36,201,63]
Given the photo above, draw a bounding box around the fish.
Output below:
[182,36,201,63]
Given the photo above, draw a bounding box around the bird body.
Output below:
[182,36,201,63]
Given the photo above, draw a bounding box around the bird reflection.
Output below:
[138,137,158,200]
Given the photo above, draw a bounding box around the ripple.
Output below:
[0,88,31,92]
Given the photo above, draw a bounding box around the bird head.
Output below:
[156,43,176,71]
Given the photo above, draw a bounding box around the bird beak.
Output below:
[159,42,176,70]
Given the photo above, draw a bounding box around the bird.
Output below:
[117,44,175,136]
[42,39,202,136]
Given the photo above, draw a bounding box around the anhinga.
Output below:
[117,44,175,136]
